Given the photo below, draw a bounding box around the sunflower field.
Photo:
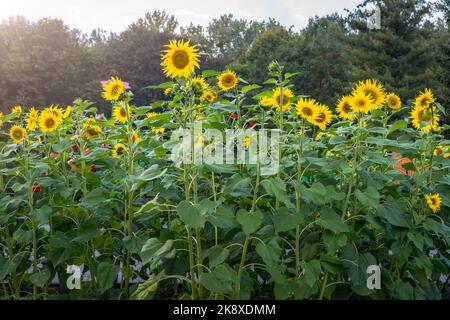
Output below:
[0,39,449,300]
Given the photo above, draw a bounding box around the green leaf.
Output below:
[377,198,409,228]
[207,246,230,268]
[261,177,294,209]
[273,207,303,233]
[72,228,102,243]
[355,186,380,209]
[302,260,321,287]
[144,82,174,89]
[140,238,175,266]
[31,206,52,224]
[200,265,234,294]
[176,200,205,229]
[236,209,263,235]
[13,229,32,244]
[208,206,238,229]
[131,275,158,300]
[387,120,408,136]
[318,207,349,233]
[202,70,220,78]
[242,84,261,94]
[96,262,119,294]
[30,269,51,288]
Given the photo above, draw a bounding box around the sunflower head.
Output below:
[63,106,73,118]
[259,96,275,108]
[0,112,3,127]
[386,93,401,110]
[336,95,357,120]
[146,112,159,119]
[48,105,64,120]
[433,145,448,156]
[113,104,131,123]
[425,193,441,214]
[84,124,102,140]
[201,90,217,103]
[11,106,22,118]
[39,109,62,133]
[190,76,208,95]
[25,107,38,131]
[164,87,173,96]
[102,77,125,101]
[414,89,435,109]
[353,79,386,109]
[217,70,238,91]
[124,131,140,145]
[9,126,27,143]
[112,143,128,158]
[410,105,440,133]
[350,91,375,114]
[152,127,165,135]
[161,40,200,79]
[296,98,319,122]
[273,88,294,112]
[312,104,333,130]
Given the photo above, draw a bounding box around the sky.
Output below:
[0,0,362,34]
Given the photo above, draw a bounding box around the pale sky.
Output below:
[0,0,362,33]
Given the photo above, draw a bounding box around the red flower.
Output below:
[71,165,78,171]
[50,152,59,158]
[90,165,96,172]
[85,151,91,157]
[248,122,255,128]
[71,145,79,153]
[32,185,41,193]
[230,113,238,119]
[59,210,64,216]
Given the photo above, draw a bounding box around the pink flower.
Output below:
[50,152,59,158]
[71,165,77,171]
[101,144,110,149]
[96,114,104,121]
[101,80,131,90]
[67,158,76,164]
[85,151,91,157]
[100,80,108,87]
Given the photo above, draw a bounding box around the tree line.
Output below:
[0,0,448,114]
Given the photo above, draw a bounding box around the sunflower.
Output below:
[244,136,251,149]
[350,91,375,114]
[102,77,125,101]
[11,106,22,118]
[273,88,294,112]
[112,143,128,158]
[433,145,449,156]
[146,112,159,119]
[47,105,64,120]
[386,93,401,110]
[425,193,441,214]
[414,89,435,109]
[125,130,140,145]
[353,79,386,109]
[24,107,38,131]
[39,110,61,133]
[217,70,238,91]
[259,97,275,108]
[0,112,3,127]
[9,126,26,143]
[164,87,173,95]
[161,40,200,79]
[63,106,73,118]
[152,127,165,134]
[113,104,131,123]
[312,104,333,130]
[410,106,440,133]
[190,76,208,95]
[84,124,102,140]
[336,95,357,120]
[201,90,217,103]
[296,98,318,122]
